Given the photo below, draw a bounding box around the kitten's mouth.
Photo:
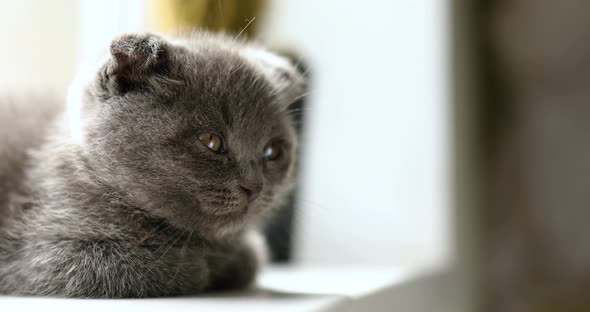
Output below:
[207,202,251,219]
[228,203,250,218]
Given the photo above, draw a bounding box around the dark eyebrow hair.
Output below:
[220,96,235,127]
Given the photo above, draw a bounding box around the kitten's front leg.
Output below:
[3,238,209,298]
[206,229,268,291]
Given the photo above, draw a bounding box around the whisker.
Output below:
[218,0,225,29]
[294,198,334,213]
[285,107,310,115]
[234,17,256,40]
[155,230,185,263]
[143,228,183,275]
[138,220,174,246]
[291,91,314,103]
[180,224,196,258]
[150,229,179,255]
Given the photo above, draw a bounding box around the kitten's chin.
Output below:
[198,206,257,238]
[200,216,251,240]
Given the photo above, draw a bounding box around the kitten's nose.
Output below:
[240,184,262,202]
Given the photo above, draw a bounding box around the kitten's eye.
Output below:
[262,142,283,161]
[198,132,225,153]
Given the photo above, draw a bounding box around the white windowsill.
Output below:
[1,265,452,312]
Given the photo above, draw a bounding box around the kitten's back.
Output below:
[0,94,63,220]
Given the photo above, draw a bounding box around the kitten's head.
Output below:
[71,32,304,236]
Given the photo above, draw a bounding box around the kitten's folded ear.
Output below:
[100,33,171,94]
[243,49,306,106]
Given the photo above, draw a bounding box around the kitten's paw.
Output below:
[207,230,268,291]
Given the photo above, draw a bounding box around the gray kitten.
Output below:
[0,32,304,298]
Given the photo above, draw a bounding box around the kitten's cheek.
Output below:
[247,194,269,214]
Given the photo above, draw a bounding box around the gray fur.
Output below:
[0,32,303,298]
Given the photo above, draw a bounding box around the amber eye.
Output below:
[198,132,225,153]
[262,142,283,161]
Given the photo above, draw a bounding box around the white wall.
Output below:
[0,0,78,93]
[78,0,144,65]
[0,0,144,94]
[260,1,451,266]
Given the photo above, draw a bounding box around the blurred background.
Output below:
[1,0,589,311]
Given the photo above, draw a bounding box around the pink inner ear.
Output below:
[112,51,130,65]
[109,33,166,73]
